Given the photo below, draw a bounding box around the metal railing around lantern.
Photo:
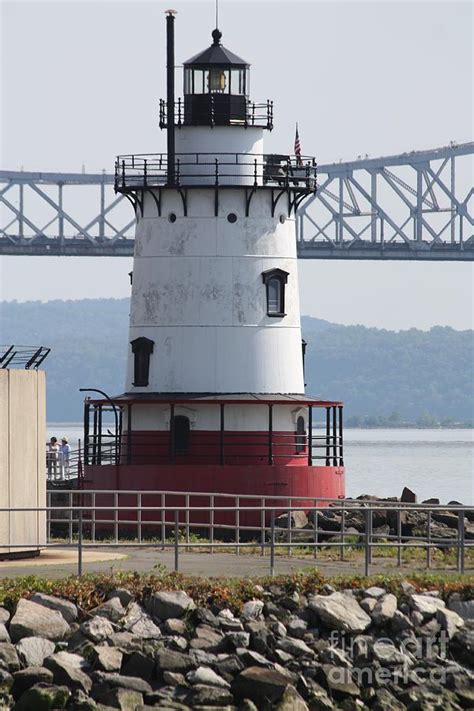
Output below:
[159,98,274,130]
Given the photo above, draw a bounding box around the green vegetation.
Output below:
[0,569,472,614]
[1,299,472,423]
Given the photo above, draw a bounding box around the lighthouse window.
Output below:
[296,416,306,453]
[130,337,154,387]
[172,416,190,453]
[262,268,289,317]
[267,279,280,312]
[227,213,237,223]
[168,212,177,223]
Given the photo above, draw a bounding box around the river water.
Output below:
[47,425,473,505]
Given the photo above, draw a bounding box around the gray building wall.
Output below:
[0,369,46,556]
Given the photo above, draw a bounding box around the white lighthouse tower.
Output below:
[84,13,345,509]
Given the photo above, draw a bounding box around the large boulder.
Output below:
[275,510,308,530]
[409,594,446,619]
[122,602,162,639]
[12,667,54,700]
[80,616,114,643]
[145,591,195,620]
[156,649,197,674]
[10,599,70,642]
[0,643,20,672]
[30,593,78,624]
[186,665,230,688]
[43,654,92,694]
[309,592,371,633]
[448,594,474,620]
[231,666,294,704]
[16,637,55,668]
[436,607,464,639]
[89,597,126,623]
[14,683,71,710]
[371,593,398,625]
[276,685,309,711]
[92,645,123,672]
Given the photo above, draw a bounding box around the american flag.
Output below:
[294,123,303,166]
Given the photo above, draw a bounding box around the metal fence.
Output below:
[24,490,471,576]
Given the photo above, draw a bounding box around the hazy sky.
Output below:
[0,0,473,330]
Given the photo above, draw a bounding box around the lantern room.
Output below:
[182,29,253,127]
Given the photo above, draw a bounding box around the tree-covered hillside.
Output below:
[1,299,472,423]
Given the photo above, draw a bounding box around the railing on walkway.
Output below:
[31,490,473,576]
[0,344,50,369]
[46,446,82,482]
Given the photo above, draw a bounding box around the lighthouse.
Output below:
[83,13,345,509]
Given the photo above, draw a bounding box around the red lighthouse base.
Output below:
[83,463,345,529]
[82,394,345,528]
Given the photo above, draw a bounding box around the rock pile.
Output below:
[274,491,474,545]
[0,584,472,709]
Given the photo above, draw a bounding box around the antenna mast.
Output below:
[215,0,219,27]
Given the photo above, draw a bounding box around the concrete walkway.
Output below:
[0,546,470,579]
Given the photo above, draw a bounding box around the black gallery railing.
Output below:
[83,403,343,468]
[114,153,317,191]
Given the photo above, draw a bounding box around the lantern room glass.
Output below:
[184,67,248,96]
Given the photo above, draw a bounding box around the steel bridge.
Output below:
[0,142,472,260]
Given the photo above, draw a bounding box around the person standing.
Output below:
[47,436,60,480]
[59,436,71,480]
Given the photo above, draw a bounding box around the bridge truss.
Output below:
[0,142,472,260]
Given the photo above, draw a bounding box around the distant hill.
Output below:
[1,298,472,423]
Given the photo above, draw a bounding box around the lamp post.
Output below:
[79,388,120,464]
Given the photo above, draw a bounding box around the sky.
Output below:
[0,0,473,331]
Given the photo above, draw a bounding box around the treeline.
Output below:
[0,298,472,424]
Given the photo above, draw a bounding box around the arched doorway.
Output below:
[295,415,306,453]
[172,415,190,454]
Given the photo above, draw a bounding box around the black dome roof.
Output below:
[184,29,249,67]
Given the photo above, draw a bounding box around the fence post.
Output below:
[364,508,370,576]
[68,492,73,544]
[161,493,166,549]
[397,508,402,567]
[185,494,190,552]
[77,507,83,577]
[210,495,214,554]
[114,492,119,544]
[340,501,345,561]
[47,491,51,542]
[92,493,96,544]
[270,510,275,577]
[313,506,318,560]
[260,498,266,556]
[138,493,142,544]
[426,509,431,569]
[236,497,240,556]
[368,508,373,564]
[174,511,179,573]
[287,500,292,557]
[458,510,465,574]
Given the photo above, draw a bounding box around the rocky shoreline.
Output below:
[274,490,474,545]
[0,581,472,710]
